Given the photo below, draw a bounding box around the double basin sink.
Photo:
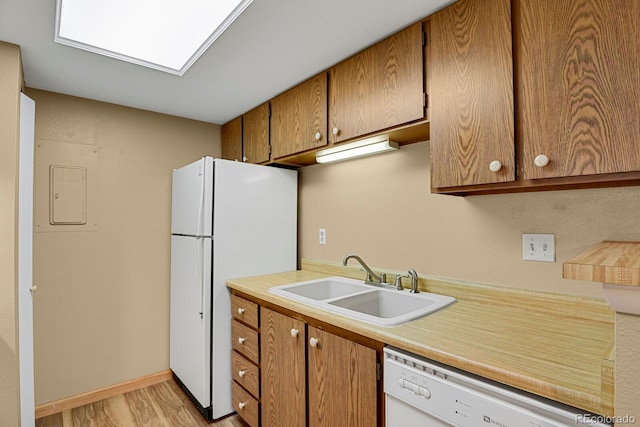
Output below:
[269,276,456,327]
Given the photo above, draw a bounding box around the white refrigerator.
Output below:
[170,157,297,420]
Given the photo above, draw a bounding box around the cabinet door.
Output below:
[430,0,514,188]
[261,308,306,427]
[328,23,425,143]
[517,0,640,180]
[307,326,377,427]
[270,73,328,159]
[221,116,242,162]
[243,102,270,164]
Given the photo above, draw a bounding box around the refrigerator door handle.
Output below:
[197,159,206,238]
[196,237,204,319]
[196,157,207,319]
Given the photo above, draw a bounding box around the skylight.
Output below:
[54,0,253,76]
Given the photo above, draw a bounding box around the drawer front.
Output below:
[232,320,259,364]
[232,381,259,427]
[232,294,259,328]
[232,351,259,398]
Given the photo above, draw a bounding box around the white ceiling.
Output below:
[1,0,453,125]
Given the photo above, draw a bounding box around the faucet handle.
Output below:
[361,268,385,284]
[394,274,408,291]
[361,269,373,282]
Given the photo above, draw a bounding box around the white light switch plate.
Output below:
[522,234,555,262]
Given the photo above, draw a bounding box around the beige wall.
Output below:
[299,140,640,421]
[300,141,640,298]
[26,89,220,404]
[0,41,23,427]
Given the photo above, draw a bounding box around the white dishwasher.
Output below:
[384,346,611,427]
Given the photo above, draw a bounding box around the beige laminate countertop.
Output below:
[227,259,615,417]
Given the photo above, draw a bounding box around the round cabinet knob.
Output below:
[534,154,550,168]
[332,127,340,136]
[242,156,248,162]
[238,402,246,410]
[238,370,246,378]
[237,307,245,315]
[314,132,322,141]
[30,285,38,293]
[489,160,502,172]
[290,328,299,337]
[238,337,246,344]
[309,337,319,348]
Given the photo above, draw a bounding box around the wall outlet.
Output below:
[319,228,326,245]
[522,234,555,262]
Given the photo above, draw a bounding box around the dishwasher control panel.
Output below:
[383,347,611,427]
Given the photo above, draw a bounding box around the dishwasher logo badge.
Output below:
[483,415,508,427]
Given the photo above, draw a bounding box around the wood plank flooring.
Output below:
[36,379,248,427]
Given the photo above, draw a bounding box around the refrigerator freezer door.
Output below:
[171,157,213,236]
[170,234,212,409]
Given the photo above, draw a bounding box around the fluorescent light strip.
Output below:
[315,135,399,164]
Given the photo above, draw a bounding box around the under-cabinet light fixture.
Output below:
[315,135,399,164]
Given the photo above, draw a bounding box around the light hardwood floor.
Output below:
[35,379,248,427]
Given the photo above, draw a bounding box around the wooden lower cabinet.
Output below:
[232,381,259,427]
[307,325,377,427]
[260,307,378,427]
[237,297,380,427]
[231,320,259,364]
[261,307,306,426]
[232,351,259,398]
[231,295,261,427]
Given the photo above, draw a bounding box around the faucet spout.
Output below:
[408,269,419,293]
[343,254,384,285]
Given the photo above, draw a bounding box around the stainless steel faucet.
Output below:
[342,254,386,285]
[342,254,420,293]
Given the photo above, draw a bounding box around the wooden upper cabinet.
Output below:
[429,0,514,189]
[221,116,242,162]
[307,326,377,427]
[328,23,425,143]
[243,102,270,164]
[270,73,328,159]
[517,0,640,180]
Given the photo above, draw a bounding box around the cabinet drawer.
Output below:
[232,294,259,328]
[232,351,259,398]
[232,320,259,364]
[232,381,259,427]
